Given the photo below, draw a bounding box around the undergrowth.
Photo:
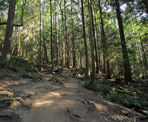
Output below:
[84,79,148,115]
[0,55,37,72]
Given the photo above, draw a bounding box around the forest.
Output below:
[0,0,148,122]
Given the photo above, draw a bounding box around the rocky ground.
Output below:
[0,68,147,122]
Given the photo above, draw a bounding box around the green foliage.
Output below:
[97,80,148,115]
[5,55,37,72]
[10,55,28,66]
[0,67,12,73]
[84,79,91,87]
[83,79,95,90]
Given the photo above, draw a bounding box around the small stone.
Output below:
[104,117,109,121]
[142,110,148,115]
[121,110,129,115]
[15,97,23,102]
[22,103,32,109]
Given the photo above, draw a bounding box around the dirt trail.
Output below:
[0,69,145,122]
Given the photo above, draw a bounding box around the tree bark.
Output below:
[71,0,76,68]
[13,27,18,56]
[115,0,132,82]
[39,0,42,70]
[43,22,49,63]
[144,0,148,14]
[98,0,111,78]
[55,4,59,66]
[50,0,53,68]
[88,0,96,84]
[81,0,89,78]
[1,0,16,66]
[91,8,99,74]
[98,0,106,73]
[94,16,100,70]
[140,39,148,78]
[64,0,70,68]
[59,1,64,66]
[141,40,148,69]
[53,1,58,66]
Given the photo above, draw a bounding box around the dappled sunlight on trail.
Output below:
[0,70,143,122]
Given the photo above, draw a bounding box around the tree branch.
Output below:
[0,22,23,27]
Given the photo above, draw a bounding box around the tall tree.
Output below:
[115,0,132,82]
[1,0,16,66]
[98,0,106,73]
[39,0,42,70]
[88,0,96,84]
[64,0,69,68]
[81,0,89,78]
[71,0,76,68]
[43,23,49,63]
[53,1,58,66]
[55,1,59,66]
[50,0,53,68]
[59,1,64,66]
[98,0,110,78]
[91,5,99,74]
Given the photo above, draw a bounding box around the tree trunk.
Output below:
[79,51,82,69]
[71,0,76,68]
[141,40,148,69]
[13,27,18,56]
[39,0,42,70]
[137,44,145,79]
[98,0,111,78]
[90,6,99,74]
[94,16,100,70]
[50,0,53,68]
[81,0,89,78]
[59,1,64,66]
[88,0,96,84]
[140,40,148,78]
[64,0,70,68]
[43,39,48,63]
[53,1,58,66]
[1,0,16,66]
[43,22,49,63]
[98,0,106,73]
[115,0,132,82]
[144,0,148,14]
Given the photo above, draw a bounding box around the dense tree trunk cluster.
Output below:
[0,0,148,83]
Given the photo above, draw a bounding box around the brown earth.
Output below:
[0,69,146,122]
